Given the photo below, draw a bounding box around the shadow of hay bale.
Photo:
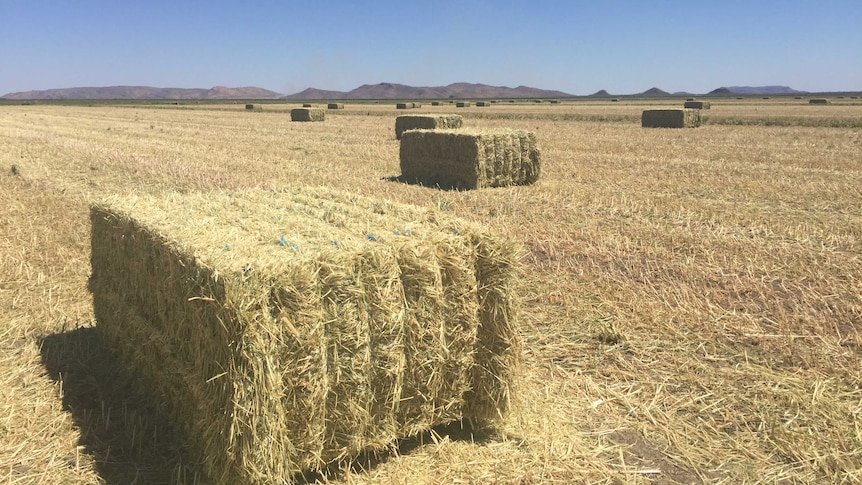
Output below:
[39,326,495,484]
[381,174,466,191]
[38,326,204,484]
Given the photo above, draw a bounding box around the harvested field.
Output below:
[1,99,861,484]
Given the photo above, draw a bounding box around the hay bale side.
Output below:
[291,108,325,122]
[683,101,710,109]
[456,102,471,108]
[394,114,463,140]
[641,109,701,128]
[245,104,257,110]
[396,103,410,109]
[327,103,344,109]
[431,101,441,106]
[412,102,422,108]
[302,103,313,108]
[476,101,489,107]
[89,186,521,483]
[809,98,829,105]
[399,129,541,189]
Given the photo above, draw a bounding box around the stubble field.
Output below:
[1,98,860,484]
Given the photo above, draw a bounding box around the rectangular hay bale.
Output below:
[683,101,710,109]
[809,98,829,105]
[89,186,521,484]
[456,102,471,108]
[396,103,410,109]
[395,114,463,140]
[399,129,541,189]
[327,103,344,109]
[291,108,325,122]
[641,109,701,128]
[245,104,257,110]
[475,101,489,107]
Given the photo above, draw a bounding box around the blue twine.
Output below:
[331,240,338,246]
[278,234,287,246]
[224,244,231,250]
[367,234,376,241]
[289,242,298,250]
[404,228,412,235]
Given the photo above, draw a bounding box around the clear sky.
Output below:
[2,0,860,96]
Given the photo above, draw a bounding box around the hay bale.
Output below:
[456,102,471,108]
[683,100,710,109]
[327,103,344,109]
[302,103,313,108]
[641,109,701,128]
[412,102,422,108]
[395,114,463,140]
[431,101,441,106]
[475,101,489,107]
[396,103,410,109]
[399,128,541,190]
[611,98,620,102]
[290,108,325,122]
[89,186,521,483]
[245,104,257,110]
[809,98,829,105]
[549,99,560,104]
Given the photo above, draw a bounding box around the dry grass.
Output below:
[1,100,861,484]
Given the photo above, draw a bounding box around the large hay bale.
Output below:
[327,103,344,109]
[456,102,471,108]
[245,104,257,110]
[475,101,490,107]
[396,103,410,109]
[412,102,422,108]
[302,103,313,108]
[431,101,441,106]
[641,109,701,128]
[89,186,521,483]
[683,100,710,109]
[400,129,541,190]
[395,114,463,140]
[809,98,829,105]
[290,108,325,122]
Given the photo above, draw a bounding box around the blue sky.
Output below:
[1,0,860,95]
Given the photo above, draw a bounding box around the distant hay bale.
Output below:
[476,101,489,107]
[396,103,410,109]
[809,98,829,105]
[641,109,701,128]
[686,98,695,102]
[456,102,471,108]
[290,108,325,122]
[400,128,541,190]
[327,103,344,109]
[683,100,710,109]
[533,99,542,103]
[795,96,803,100]
[89,186,521,483]
[611,98,620,102]
[549,99,560,104]
[431,101,441,106]
[395,114,463,140]
[412,102,422,108]
[302,103,313,108]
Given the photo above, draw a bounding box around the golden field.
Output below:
[1,98,860,484]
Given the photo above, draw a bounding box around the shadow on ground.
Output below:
[40,326,496,484]
[39,326,204,484]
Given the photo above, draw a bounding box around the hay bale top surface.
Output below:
[94,187,492,274]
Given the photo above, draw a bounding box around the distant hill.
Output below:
[707,85,805,95]
[589,89,611,97]
[640,87,671,97]
[282,82,573,100]
[1,85,282,100]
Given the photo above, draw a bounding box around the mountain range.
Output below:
[1,83,814,100]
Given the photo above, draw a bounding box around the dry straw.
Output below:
[641,109,701,128]
[88,186,521,484]
[394,114,463,140]
[683,101,710,109]
[291,108,325,122]
[399,128,541,190]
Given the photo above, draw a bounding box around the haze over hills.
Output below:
[1,83,831,101]
[0,85,282,100]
